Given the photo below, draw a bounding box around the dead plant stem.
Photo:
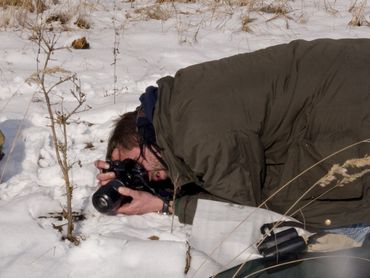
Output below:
[33,26,86,244]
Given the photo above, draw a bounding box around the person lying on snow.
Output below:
[95,38,370,244]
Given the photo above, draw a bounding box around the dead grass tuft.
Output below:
[348,0,369,27]
[0,1,93,29]
[0,7,21,26]
[46,12,70,25]
[318,156,370,187]
[324,0,338,15]
[260,3,290,15]
[27,66,71,85]
[241,15,255,32]
[237,0,253,7]
[156,0,195,3]
[134,4,171,21]
[259,0,294,29]
[74,16,90,29]
[35,0,46,13]
[0,0,46,13]
[0,0,34,12]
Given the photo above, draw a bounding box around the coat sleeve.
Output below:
[174,130,265,224]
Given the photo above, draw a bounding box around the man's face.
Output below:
[112,146,168,182]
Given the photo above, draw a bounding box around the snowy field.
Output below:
[0,0,369,277]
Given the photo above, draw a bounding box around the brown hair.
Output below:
[106,110,139,159]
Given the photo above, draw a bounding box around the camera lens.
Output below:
[92,179,127,214]
[92,193,112,213]
[96,196,109,210]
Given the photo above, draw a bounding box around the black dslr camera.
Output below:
[92,159,154,214]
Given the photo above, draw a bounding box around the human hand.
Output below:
[95,160,116,185]
[116,187,164,215]
[95,148,122,185]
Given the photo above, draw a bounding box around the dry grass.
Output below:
[1,0,368,32]
[348,0,369,26]
[192,139,370,277]
[74,16,90,29]
[45,12,69,24]
[318,156,370,187]
[241,15,254,32]
[259,0,294,28]
[259,3,290,14]
[134,4,172,21]
[0,0,46,12]
[0,6,25,27]
[324,0,339,15]
[0,0,94,30]
[211,153,370,277]
[156,0,196,3]
[0,0,34,12]
[0,0,46,27]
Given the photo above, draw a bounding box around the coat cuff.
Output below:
[174,195,198,224]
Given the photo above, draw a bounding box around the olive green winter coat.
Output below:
[153,38,370,228]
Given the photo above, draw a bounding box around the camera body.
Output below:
[92,159,150,214]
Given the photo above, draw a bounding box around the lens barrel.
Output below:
[92,179,132,213]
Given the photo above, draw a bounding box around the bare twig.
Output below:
[112,0,119,104]
[30,24,88,244]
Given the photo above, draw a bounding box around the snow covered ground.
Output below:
[0,0,369,277]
